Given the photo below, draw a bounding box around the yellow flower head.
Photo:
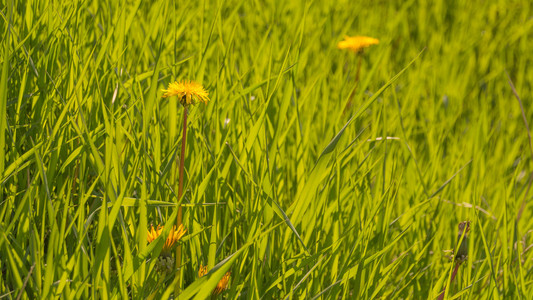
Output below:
[161,80,210,107]
[147,224,187,254]
[213,271,231,296]
[198,264,231,296]
[198,264,209,277]
[337,36,379,53]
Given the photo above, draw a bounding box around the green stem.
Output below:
[175,106,188,297]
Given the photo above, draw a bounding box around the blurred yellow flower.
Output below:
[198,264,231,296]
[337,36,379,52]
[198,264,209,277]
[213,272,231,296]
[162,80,210,106]
[147,224,187,254]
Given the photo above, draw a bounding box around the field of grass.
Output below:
[2,0,533,299]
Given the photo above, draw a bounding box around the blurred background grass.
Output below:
[1,0,532,298]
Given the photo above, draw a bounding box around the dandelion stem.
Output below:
[355,51,363,87]
[438,261,461,300]
[344,52,363,113]
[147,274,167,300]
[175,106,188,297]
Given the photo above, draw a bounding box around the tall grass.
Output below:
[1,0,532,298]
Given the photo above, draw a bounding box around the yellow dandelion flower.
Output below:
[198,264,209,277]
[337,36,379,53]
[161,80,210,107]
[198,264,231,296]
[213,271,231,296]
[147,224,187,254]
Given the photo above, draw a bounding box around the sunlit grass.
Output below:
[1,0,533,298]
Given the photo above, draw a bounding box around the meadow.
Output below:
[1,0,533,299]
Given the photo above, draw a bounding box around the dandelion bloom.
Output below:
[213,272,231,296]
[198,264,209,277]
[337,36,379,52]
[147,224,187,254]
[198,264,231,296]
[162,80,210,106]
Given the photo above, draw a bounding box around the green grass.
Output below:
[2,0,533,298]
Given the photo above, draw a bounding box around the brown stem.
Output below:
[438,262,461,300]
[175,106,188,297]
[343,52,363,114]
[355,51,363,85]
